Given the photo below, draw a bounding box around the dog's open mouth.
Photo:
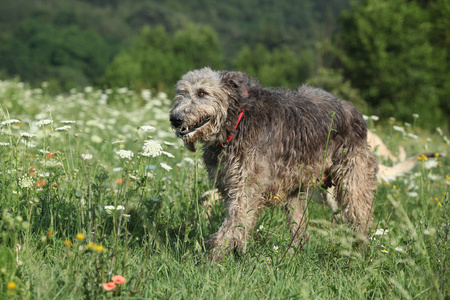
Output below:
[179,116,211,137]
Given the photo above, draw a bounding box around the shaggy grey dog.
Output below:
[170,67,378,261]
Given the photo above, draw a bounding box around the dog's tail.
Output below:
[377,152,438,182]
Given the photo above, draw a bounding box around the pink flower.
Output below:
[102,282,116,291]
[112,275,126,285]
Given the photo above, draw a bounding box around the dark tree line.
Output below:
[0,0,448,128]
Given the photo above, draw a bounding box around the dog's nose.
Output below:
[170,114,184,129]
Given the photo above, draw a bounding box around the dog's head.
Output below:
[170,67,252,152]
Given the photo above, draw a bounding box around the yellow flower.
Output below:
[434,153,439,158]
[86,242,97,249]
[438,202,443,207]
[94,245,104,252]
[76,233,85,240]
[380,249,388,254]
[47,230,53,237]
[8,282,17,289]
[393,185,396,189]
[273,196,279,200]
[64,240,72,246]
[446,175,450,181]
[384,182,390,186]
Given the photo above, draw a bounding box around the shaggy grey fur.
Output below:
[170,67,378,261]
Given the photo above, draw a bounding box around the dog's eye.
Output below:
[197,90,207,98]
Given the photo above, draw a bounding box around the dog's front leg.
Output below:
[207,184,260,262]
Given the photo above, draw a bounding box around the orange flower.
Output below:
[29,166,36,176]
[102,282,116,291]
[116,178,123,184]
[37,179,46,187]
[112,275,126,285]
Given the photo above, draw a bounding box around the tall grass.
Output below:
[0,79,448,299]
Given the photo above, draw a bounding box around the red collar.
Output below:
[222,109,245,146]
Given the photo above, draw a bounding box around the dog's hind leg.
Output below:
[285,190,310,247]
[332,147,378,234]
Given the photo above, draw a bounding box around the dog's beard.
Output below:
[177,121,213,152]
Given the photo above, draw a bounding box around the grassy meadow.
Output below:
[0,80,449,299]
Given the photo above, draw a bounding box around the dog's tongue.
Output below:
[184,141,196,152]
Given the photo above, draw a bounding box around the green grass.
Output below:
[0,79,449,299]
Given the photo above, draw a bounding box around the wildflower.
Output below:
[37,179,46,187]
[36,119,53,127]
[141,89,152,101]
[407,133,418,139]
[76,233,85,240]
[424,160,438,169]
[19,175,35,189]
[139,125,155,132]
[81,153,93,160]
[112,275,126,285]
[116,178,123,184]
[395,247,404,252]
[381,249,389,253]
[163,141,176,146]
[116,150,134,160]
[104,205,125,215]
[406,191,418,198]
[392,125,404,133]
[1,119,21,126]
[61,120,76,124]
[162,151,175,158]
[47,230,53,237]
[64,240,72,246]
[91,135,102,143]
[20,132,36,139]
[95,245,104,252]
[446,175,450,181]
[55,125,71,132]
[264,256,271,263]
[370,115,379,121]
[273,245,279,252]
[86,243,97,249]
[0,142,11,146]
[45,152,54,159]
[7,282,17,290]
[102,282,116,291]
[112,140,125,145]
[373,228,389,236]
[412,114,419,119]
[438,202,443,207]
[160,162,172,171]
[140,140,162,157]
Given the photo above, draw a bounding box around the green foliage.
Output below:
[335,0,448,128]
[102,25,224,91]
[234,44,315,88]
[0,17,113,90]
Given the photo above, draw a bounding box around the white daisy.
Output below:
[140,140,162,157]
[55,125,71,132]
[139,125,156,132]
[36,119,53,127]
[81,153,93,160]
[116,150,134,160]
[160,162,172,171]
[20,132,36,139]
[1,119,21,126]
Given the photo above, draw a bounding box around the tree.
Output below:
[335,0,447,128]
[102,24,224,91]
[233,44,315,88]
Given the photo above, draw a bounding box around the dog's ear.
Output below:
[222,71,250,97]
